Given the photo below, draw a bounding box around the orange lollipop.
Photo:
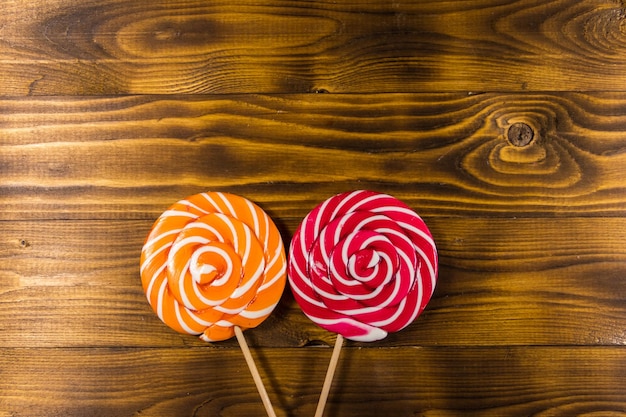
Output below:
[140,192,287,342]
[141,192,286,417]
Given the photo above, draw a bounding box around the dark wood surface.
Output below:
[1,1,625,416]
[1,0,626,94]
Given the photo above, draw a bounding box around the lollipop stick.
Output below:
[314,334,344,417]
[234,326,278,417]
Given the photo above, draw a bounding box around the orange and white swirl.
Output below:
[140,192,287,342]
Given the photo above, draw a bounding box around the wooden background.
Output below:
[1,0,626,415]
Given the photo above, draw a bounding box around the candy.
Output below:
[288,190,438,342]
[140,192,287,342]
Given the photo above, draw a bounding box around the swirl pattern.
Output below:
[288,190,438,342]
[140,192,287,342]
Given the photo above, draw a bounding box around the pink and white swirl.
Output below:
[288,190,438,342]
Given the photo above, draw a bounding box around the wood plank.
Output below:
[2,93,626,220]
[1,346,625,416]
[1,0,626,94]
[4,217,624,288]
[1,218,624,348]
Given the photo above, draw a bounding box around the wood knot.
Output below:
[507,122,535,147]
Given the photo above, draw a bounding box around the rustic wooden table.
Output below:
[1,1,625,416]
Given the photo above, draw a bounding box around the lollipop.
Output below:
[288,190,438,416]
[140,192,286,417]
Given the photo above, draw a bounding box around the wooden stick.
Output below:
[314,334,344,417]
[234,326,278,417]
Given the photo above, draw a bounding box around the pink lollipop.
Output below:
[288,190,438,416]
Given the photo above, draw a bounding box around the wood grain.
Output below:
[2,91,625,413]
[1,347,625,417]
[2,93,626,221]
[1,217,624,348]
[1,0,625,94]
[2,0,626,415]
